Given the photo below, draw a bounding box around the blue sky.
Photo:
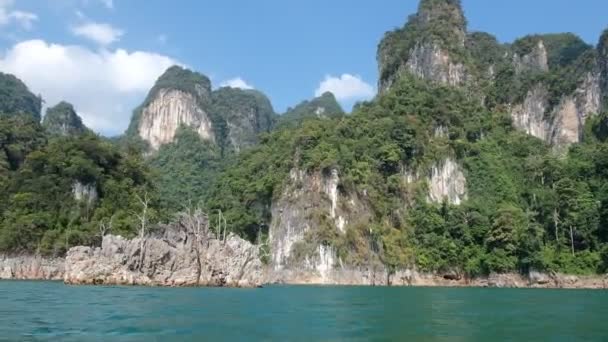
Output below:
[1,0,607,135]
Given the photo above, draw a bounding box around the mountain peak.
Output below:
[377,0,469,92]
[43,101,87,136]
[153,65,212,99]
[0,72,42,121]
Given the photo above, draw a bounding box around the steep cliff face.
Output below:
[378,0,469,92]
[598,29,608,107]
[428,158,467,205]
[510,70,601,146]
[404,43,468,88]
[43,102,87,136]
[211,87,275,152]
[404,158,467,205]
[268,168,370,282]
[512,40,549,74]
[131,66,276,152]
[138,88,215,150]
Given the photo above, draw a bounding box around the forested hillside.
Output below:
[1,0,608,277]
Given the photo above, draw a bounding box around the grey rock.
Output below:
[0,255,64,280]
[64,231,265,288]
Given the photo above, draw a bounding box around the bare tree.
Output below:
[134,192,150,271]
[217,210,228,243]
[176,203,210,285]
[99,215,115,242]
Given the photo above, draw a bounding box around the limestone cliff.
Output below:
[138,88,215,150]
[512,40,549,74]
[378,0,469,92]
[268,168,370,283]
[378,1,607,148]
[427,158,467,205]
[130,66,275,152]
[510,70,601,147]
[211,87,275,152]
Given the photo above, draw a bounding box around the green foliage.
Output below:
[210,87,276,153]
[150,126,222,213]
[278,92,344,129]
[42,101,87,136]
[204,70,608,276]
[0,116,156,255]
[378,0,467,85]
[0,73,42,121]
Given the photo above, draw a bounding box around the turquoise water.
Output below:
[1,281,607,341]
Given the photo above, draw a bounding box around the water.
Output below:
[0,281,607,341]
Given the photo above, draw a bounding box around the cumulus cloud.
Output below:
[72,21,124,45]
[220,77,254,90]
[0,39,177,135]
[315,74,375,103]
[0,0,38,30]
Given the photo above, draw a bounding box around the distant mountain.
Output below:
[378,0,608,148]
[0,72,41,121]
[43,102,87,136]
[277,92,344,128]
[128,65,275,153]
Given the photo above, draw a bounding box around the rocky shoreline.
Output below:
[2,250,607,289]
[0,255,64,281]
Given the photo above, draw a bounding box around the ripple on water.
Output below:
[1,282,608,341]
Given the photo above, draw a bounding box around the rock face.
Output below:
[268,168,369,282]
[378,0,469,92]
[72,181,98,205]
[404,43,468,88]
[42,102,87,136]
[427,158,467,205]
[211,87,275,152]
[510,71,601,147]
[131,66,275,152]
[64,230,265,287]
[513,40,549,74]
[0,255,64,280]
[138,88,215,150]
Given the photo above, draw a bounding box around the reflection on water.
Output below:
[0,281,607,341]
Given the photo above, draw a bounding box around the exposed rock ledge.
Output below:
[0,255,64,280]
[64,231,265,288]
[2,252,606,289]
[270,268,608,290]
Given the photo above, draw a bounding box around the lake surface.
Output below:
[0,281,607,341]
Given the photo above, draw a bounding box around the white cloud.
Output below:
[220,77,254,90]
[0,0,38,30]
[72,21,124,45]
[315,74,375,102]
[0,39,177,135]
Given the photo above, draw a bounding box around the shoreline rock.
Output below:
[269,268,608,290]
[0,255,64,280]
[64,231,265,288]
[1,252,606,289]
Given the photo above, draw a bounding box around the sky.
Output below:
[0,0,607,136]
